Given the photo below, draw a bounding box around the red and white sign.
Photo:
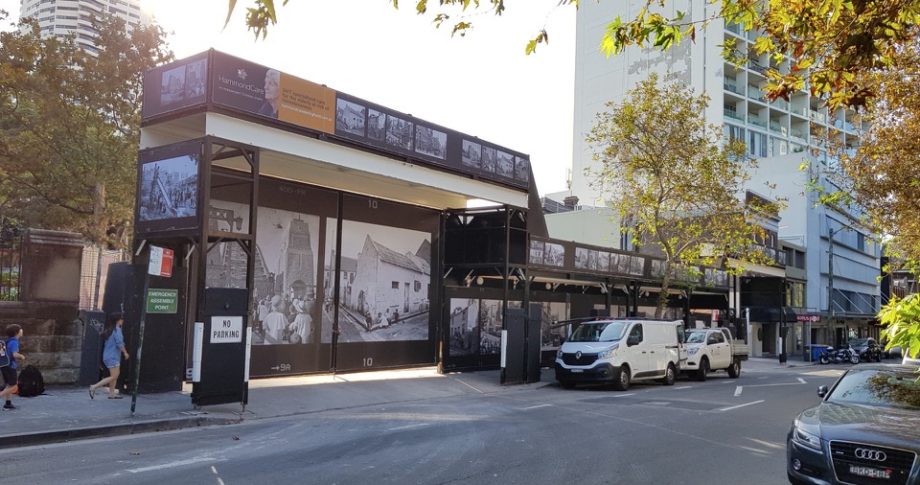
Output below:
[148,245,174,277]
[796,314,820,323]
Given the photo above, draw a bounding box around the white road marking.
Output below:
[127,456,218,474]
[717,400,765,412]
[520,404,552,411]
[452,377,484,394]
[386,423,430,432]
[797,377,807,384]
[612,393,636,398]
[734,386,743,397]
[675,386,691,390]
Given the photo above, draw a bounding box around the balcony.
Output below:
[724,108,744,122]
[724,81,743,95]
[753,244,787,266]
[748,60,768,75]
[809,110,827,123]
[725,22,742,35]
[769,121,787,135]
[747,87,765,102]
[770,99,789,111]
[748,117,767,129]
[790,130,808,142]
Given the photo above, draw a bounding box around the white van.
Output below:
[555,319,686,390]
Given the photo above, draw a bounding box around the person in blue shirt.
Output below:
[1,324,25,410]
[89,313,129,399]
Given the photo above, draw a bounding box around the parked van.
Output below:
[555,319,686,391]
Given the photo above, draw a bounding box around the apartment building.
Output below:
[19,0,150,54]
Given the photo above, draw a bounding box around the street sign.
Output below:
[147,245,174,277]
[146,288,178,314]
[210,316,243,343]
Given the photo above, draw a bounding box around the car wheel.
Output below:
[819,354,830,365]
[727,359,741,378]
[660,363,676,386]
[696,358,709,381]
[560,380,575,389]
[849,353,860,365]
[613,365,631,391]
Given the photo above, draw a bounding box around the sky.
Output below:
[0,0,577,197]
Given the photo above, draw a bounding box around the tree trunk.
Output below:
[655,263,673,319]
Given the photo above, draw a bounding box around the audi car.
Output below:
[787,364,920,485]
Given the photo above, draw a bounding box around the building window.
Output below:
[856,232,865,251]
[414,281,421,292]
[748,131,767,158]
[391,281,399,290]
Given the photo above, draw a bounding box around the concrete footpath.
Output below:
[0,368,543,449]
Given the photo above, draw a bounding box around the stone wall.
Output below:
[0,229,84,385]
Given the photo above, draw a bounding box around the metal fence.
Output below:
[79,245,130,310]
[0,231,22,301]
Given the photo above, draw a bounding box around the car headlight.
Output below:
[688,348,699,356]
[556,349,563,360]
[598,345,619,360]
[792,422,822,451]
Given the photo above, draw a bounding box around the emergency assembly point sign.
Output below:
[146,288,178,314]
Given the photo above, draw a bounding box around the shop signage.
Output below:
[797,314,820,323]
[146,288,178,314]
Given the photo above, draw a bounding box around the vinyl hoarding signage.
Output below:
[135,140,203,236]
[141,50,532,190]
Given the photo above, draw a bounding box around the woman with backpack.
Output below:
[89,313,129,399]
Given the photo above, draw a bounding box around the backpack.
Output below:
[17,365,45,397]
[0,340,9,368]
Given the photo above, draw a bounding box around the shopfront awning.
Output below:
[747,306,797,323]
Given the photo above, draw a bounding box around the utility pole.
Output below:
[827,224,836,346]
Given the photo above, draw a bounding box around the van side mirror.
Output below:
[627,335,640,347]
[817,385,828,398]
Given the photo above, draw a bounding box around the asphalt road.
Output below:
[1,364,848,485]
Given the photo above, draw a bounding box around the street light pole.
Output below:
[827,224,836,345]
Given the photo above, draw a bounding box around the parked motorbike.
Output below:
[819,345,861,365]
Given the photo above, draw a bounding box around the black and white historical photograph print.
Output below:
[461,140,481,170]
[615,253,631,274]
[368,109,386,141]
[540,302,568,350]
[321,221,339,344]
[481,146,497,173]
[529,240,544,266]
[478,299,503,355]
[415,125,447,159]
[514,156,530,183]
[496,150,514,178]
[587,249,598,270]
[449,298,479,356]
[159,59,207,107]
[574,247,590,270]
[336,98,367,137]
[138,155,199,222]
[385,114,414,151]
[596,252,610,272]
[543,242,565,267]
[332,220,431,342]
[207,201,322,346]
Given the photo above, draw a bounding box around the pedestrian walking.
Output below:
[89,313,129,399]
[1,324,25,410]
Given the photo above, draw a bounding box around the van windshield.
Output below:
[569,322,628,342]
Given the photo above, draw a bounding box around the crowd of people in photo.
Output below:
[252,290,315,345]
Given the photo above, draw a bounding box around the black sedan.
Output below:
[850,338,884,363]
[787,364,920,485]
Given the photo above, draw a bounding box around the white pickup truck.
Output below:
[682,327,745,380]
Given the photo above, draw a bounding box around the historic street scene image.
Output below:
[543,241,565,267]
[159,58,206,106]
[367,109,386,141]
[496,149,514,178]
[514,156,530,182]
[207,200,321,346]
[385,114,414,151]
[336,98,366,136]
[328,219,431,342]
[461,139,481,170]
[449,298,479,356]
[539,301,567,350]
[137,154,198,221]
[481,146,497,173]
[478,299,502,355]
[415,125,447,159]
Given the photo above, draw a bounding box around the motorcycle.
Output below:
[819,345,861,365]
